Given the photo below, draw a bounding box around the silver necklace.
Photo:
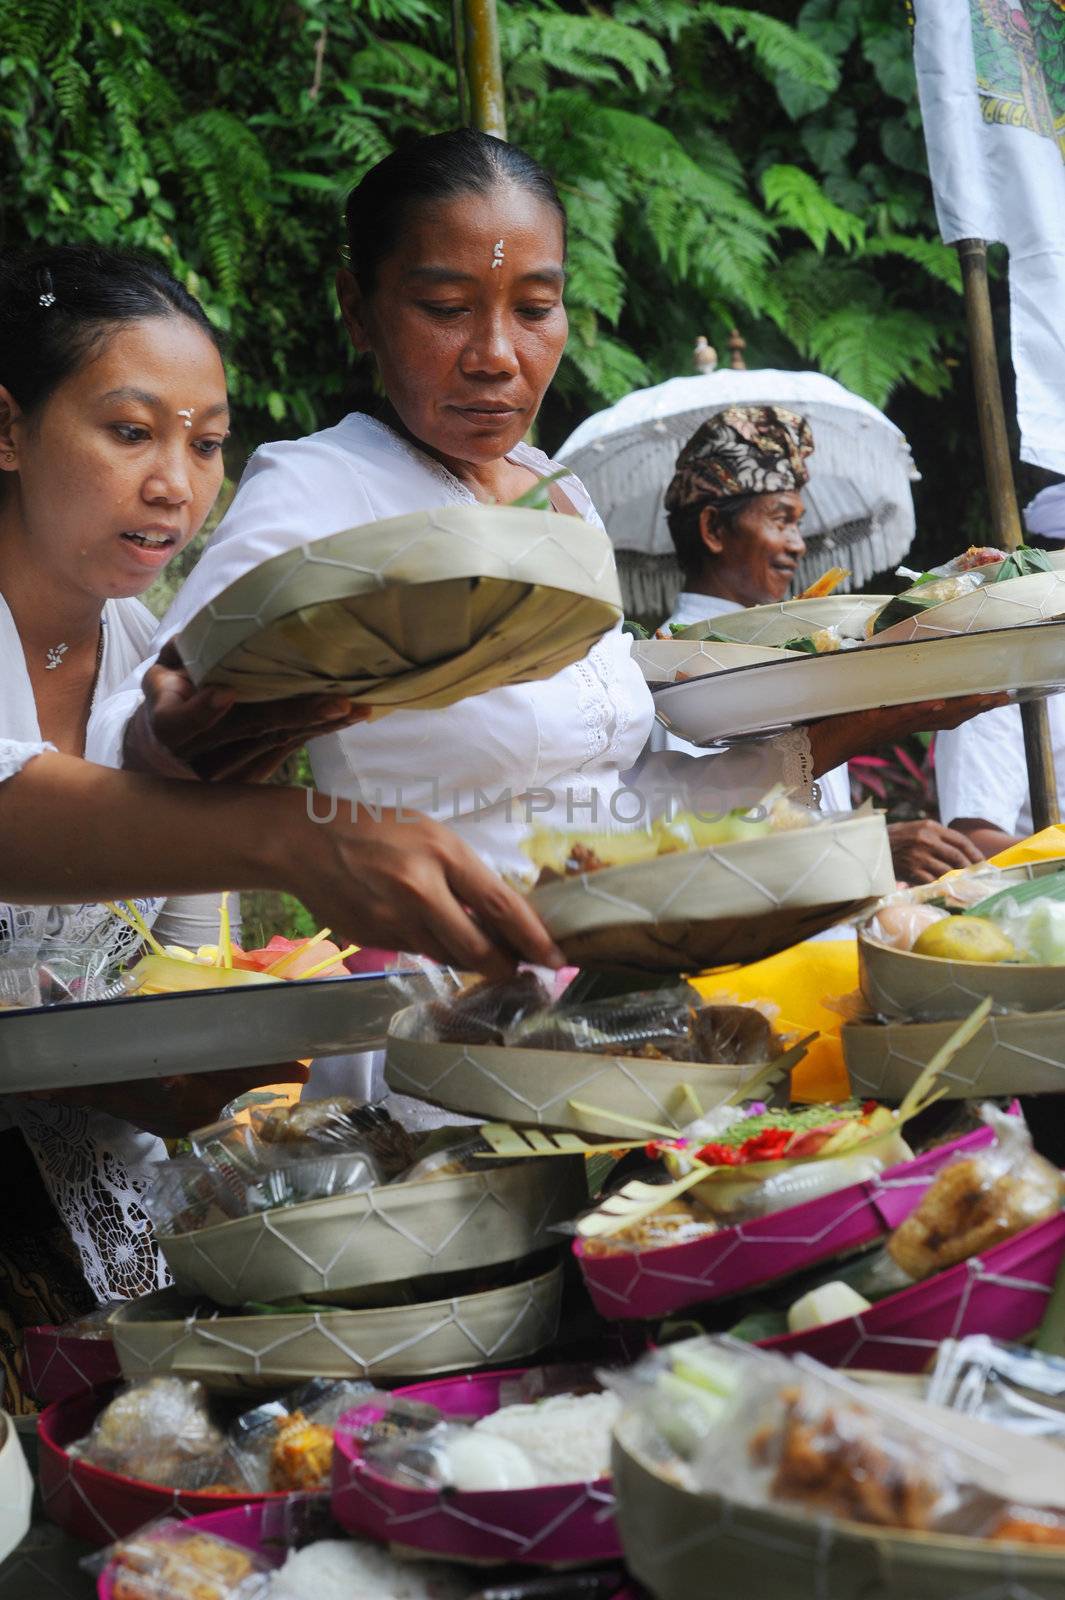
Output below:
[46,625,105,673]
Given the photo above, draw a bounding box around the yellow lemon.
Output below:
[912,916,1016,963]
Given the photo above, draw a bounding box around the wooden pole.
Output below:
[457,0,507,138]
[956,237,1059,831]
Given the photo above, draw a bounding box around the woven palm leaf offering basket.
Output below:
[857,859,1065,1023]
[520,802,894,974]
[385,969,811,1137]
[172,504,621,710]
[146,1091,584,1309]
[611,1336,1065,1600]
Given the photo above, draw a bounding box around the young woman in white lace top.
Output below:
[0,245,562,1405]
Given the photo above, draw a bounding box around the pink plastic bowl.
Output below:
[38,1385,294,1548]
[575,1125,996,1321]
[757,1209,1065,1371]
[332,1368,620,1567]
[22,1322,121,1406]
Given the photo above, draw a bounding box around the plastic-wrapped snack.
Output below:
[400,1130,497,1183]
[143,1153,246,1236]
[252,1146,381,1212]
[72,1378,228,1488]
[688,1003,783,1066]
[742,1373,983,1531]
[95,1519,273,1600]
[888,1104,1064,1281]
[600,1336,744,1465]
[363,1379,619,1493]
[866,902,949,951]
[252,1100,420,1179]
[928,1337,1065,1439]
[510,986,698,1058]
[418,971,551,1045]
[225,1379,374,1493]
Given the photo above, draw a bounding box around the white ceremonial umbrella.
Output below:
[556,368,919,622]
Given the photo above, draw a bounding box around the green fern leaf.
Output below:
[761,164,864,253]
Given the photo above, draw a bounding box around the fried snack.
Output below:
[111,1530,257,1600]
[991,1509,1065,1546]
[254,1099,418,1179]
[888,1151,1065,1281]
[580,1198,718,1257]
[750,1388,939,1530]
[269,1410,335,1491]
[689,1003,781,1066]
[422,970,549,1045]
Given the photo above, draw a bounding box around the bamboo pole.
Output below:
[457,0,507,139]
[956,238,1059,831]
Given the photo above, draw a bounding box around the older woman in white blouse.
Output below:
[104,129,996,903]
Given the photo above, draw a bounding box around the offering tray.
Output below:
[158,1158,586,1308]
[872,566,1065,644]
[574,1125,995,1321]
[22,1321,120,1407]
[37,1384,296,1548]
[332,1367,620,1566]
[675,594,890,648]
[613,1399,1065,1600]
[110,1267,563,1395]
[527,813,893,972]
[652,620,1065,746]
[755,1210,1065,1372]
[844,1011,1065,1101]
[385,1008,809,1136]
[173,505,621,709]
[0,969,427,1094]
[858,928,1065,1021]
[631,638,793,685]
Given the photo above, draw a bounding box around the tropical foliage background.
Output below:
[2,0,1048,583]
[1,0,1048,935]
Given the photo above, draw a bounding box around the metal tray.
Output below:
[0,970,425,1092]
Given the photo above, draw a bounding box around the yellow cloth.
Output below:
[694,940,857,1104]
[988,826,1065,869]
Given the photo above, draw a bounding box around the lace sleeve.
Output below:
[0,738,55,784]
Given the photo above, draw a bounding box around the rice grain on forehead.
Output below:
[344,127,567,294]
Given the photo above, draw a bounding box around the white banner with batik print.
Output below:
[913,0,1065,475]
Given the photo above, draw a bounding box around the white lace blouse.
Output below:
[90,414,816,878]
[0,594,223,1304]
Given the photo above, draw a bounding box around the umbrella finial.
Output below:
[693,334,718,374]
[727,327,747,370]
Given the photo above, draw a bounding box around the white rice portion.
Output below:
[269,1539,472,1600]
[471,1390,620,1485]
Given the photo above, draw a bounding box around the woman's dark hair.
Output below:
[667,496,749,580]
[345,128,567,293]
[0,244,223,415]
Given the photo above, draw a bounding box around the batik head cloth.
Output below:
[664,404,815,515]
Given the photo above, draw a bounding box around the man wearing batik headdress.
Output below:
[659,404,985,884]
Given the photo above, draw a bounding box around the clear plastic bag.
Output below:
[70,1377,230,1489]
[888,1103,1064,1281]
[984,894,1065,965]
[0,939,114,1009]
[89,1517,273,1600]
[362,1372,619,1493]
[412,970,552,1045]
[928,1336,1065,1439]
[224,1378,374,1493]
